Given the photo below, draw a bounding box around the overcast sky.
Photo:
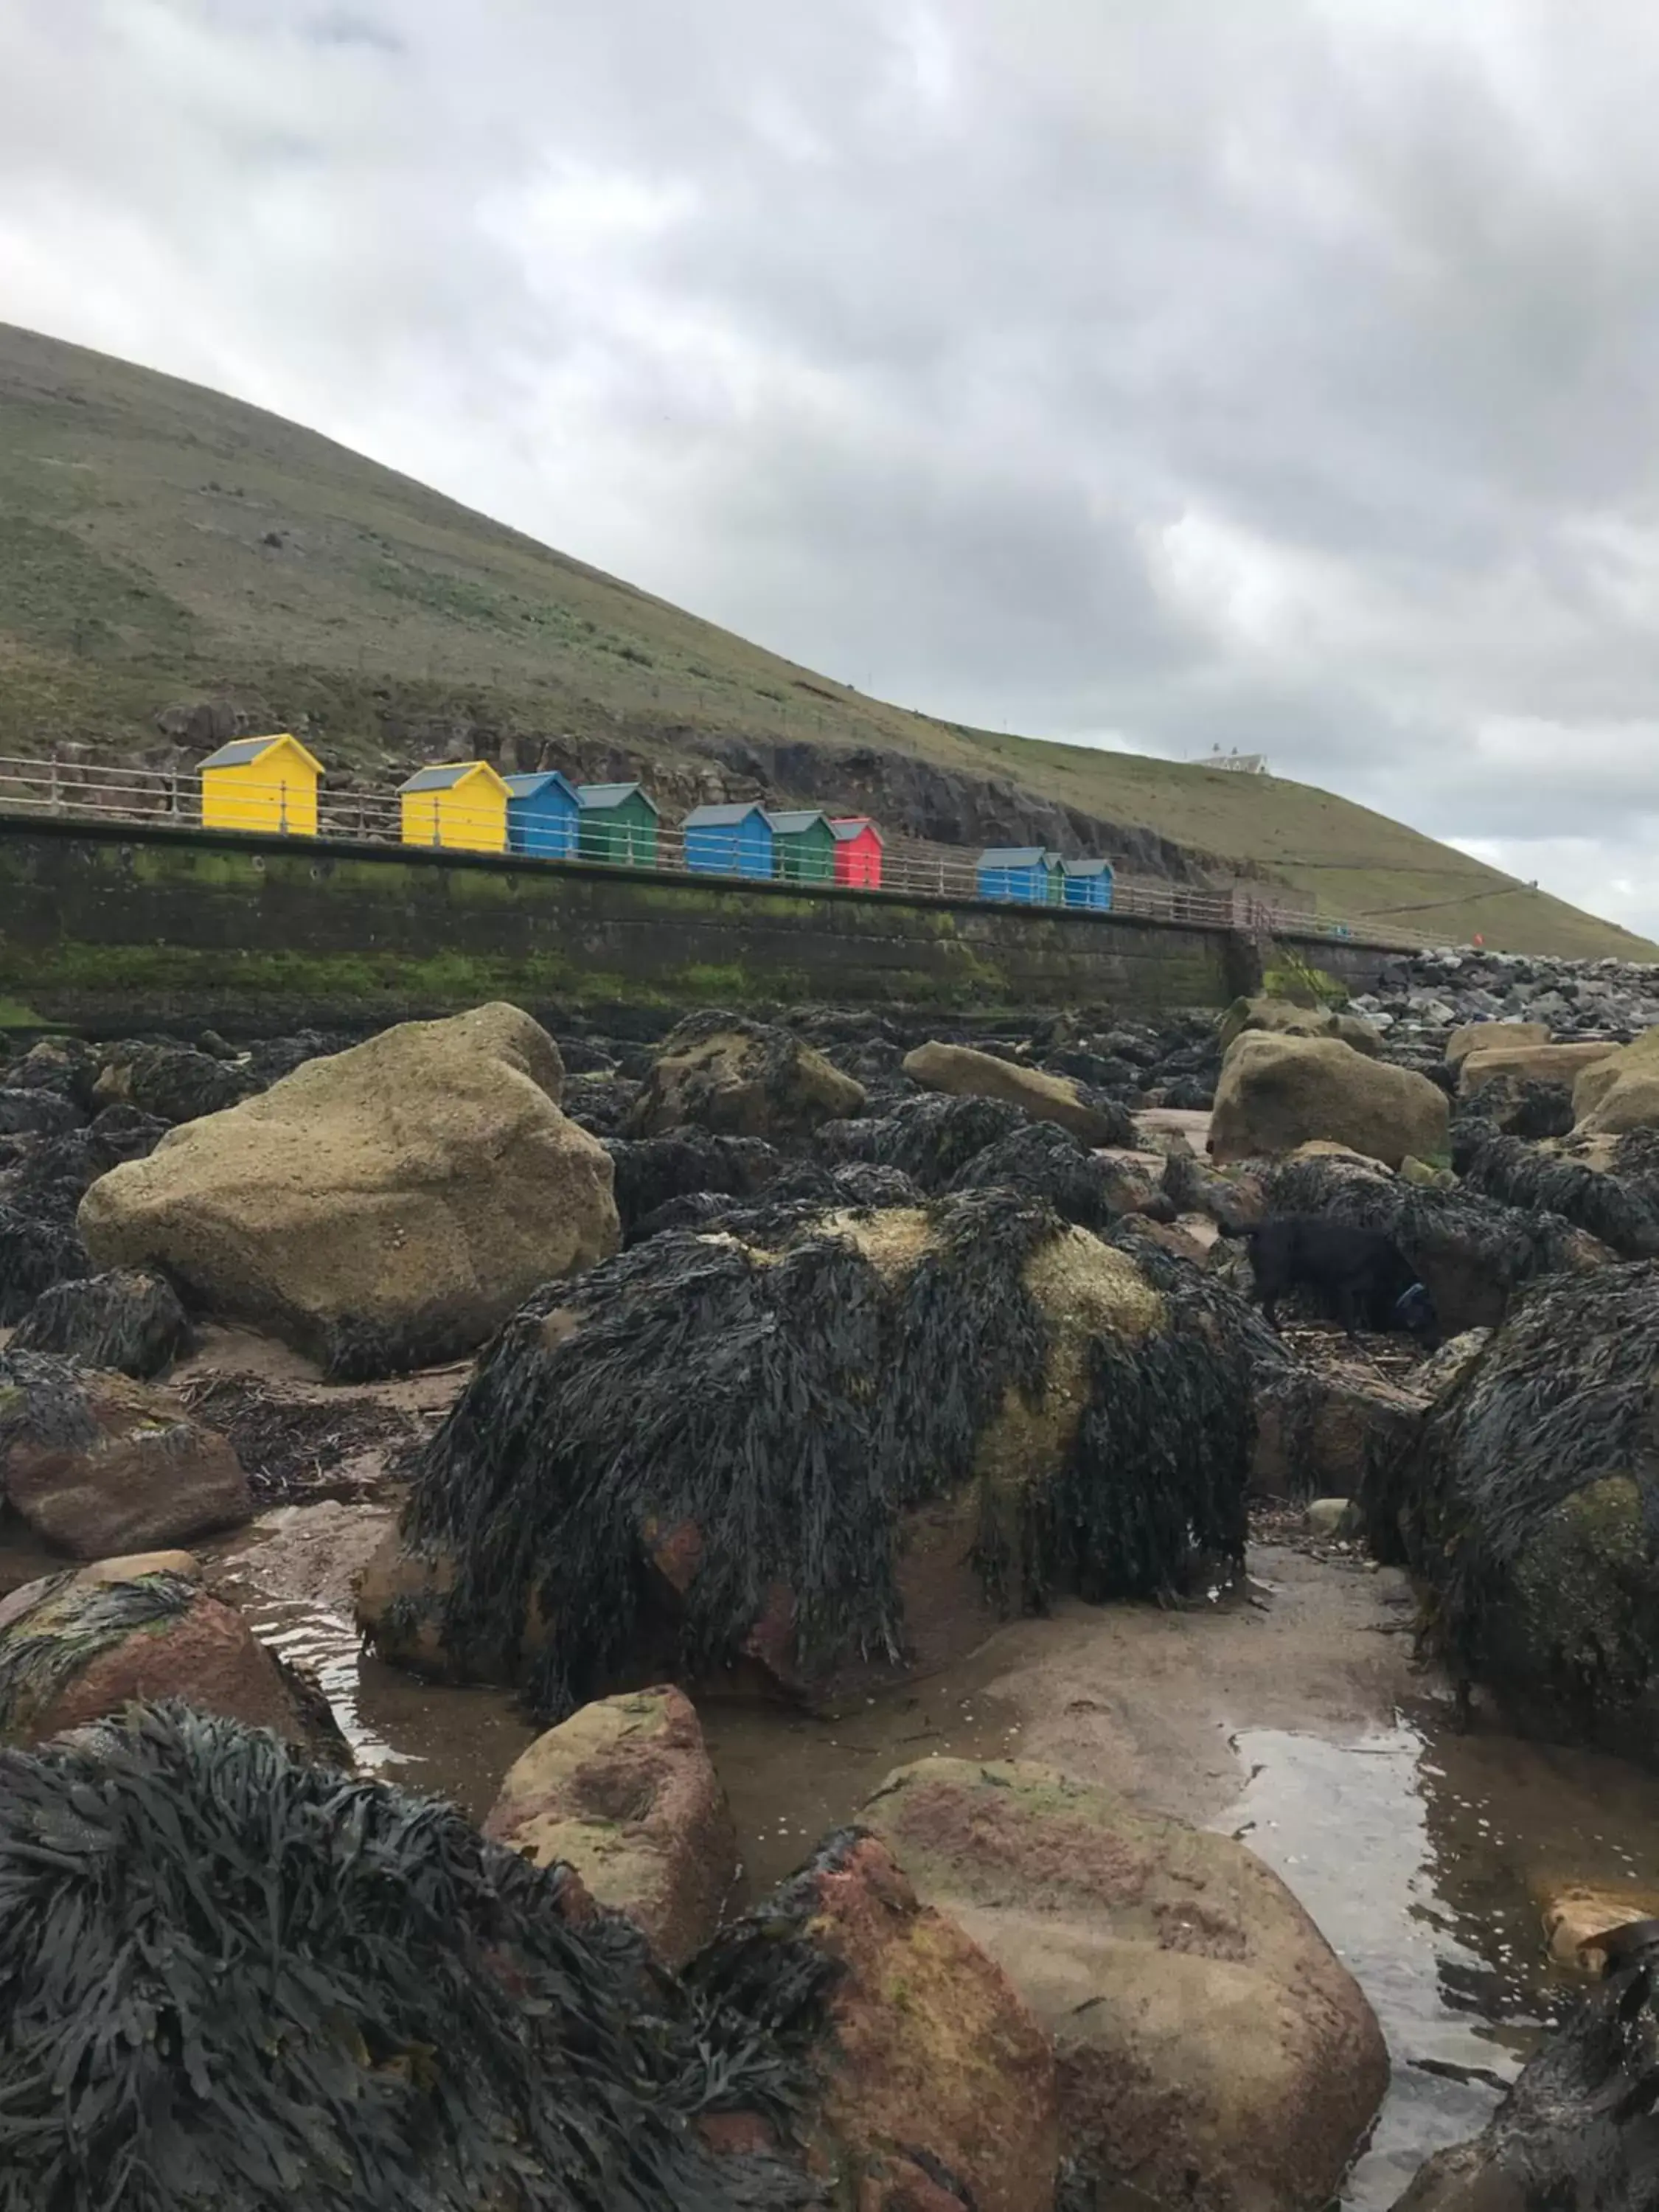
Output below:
[5,4,1659,930]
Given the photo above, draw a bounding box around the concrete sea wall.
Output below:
[0,817,1398,1032]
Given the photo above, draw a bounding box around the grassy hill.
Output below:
[0,319,1648,960]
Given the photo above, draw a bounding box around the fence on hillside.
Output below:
[0,754,1441,950]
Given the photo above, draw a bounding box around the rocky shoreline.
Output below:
[0,978,1658,2209]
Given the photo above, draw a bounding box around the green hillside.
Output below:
[0,319,1648,959]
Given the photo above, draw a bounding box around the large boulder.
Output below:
[10,1266,194,1377]
[0,1559,326,1749]
[861,1759,1386,2212]
[1457,1039,1618,1100]
[0,1351,249,1557]
[625,1012,865,1139]
[483,1686,737,1969]
[1394,1948,1659,2212]
[692,1829,1060,2211]
[1573,1029,1659,1135]
[1378,1263,1659,1759]
[1218,995,1382,1057]
[78,1004,619,1378]
[1445,1018,1551,1066]
[1451,1121,1659,1260]
[902,1041,1133,1147]
[0,1702,819,2211]
[1210,1034,1448,1169]
[358,1195,1258,1719]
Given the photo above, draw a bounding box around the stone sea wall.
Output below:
[0,814,1397,1032]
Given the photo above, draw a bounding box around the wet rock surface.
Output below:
[861,1756,1388,2212]
[0,1351,250,1558]
[484,1685,737,1968]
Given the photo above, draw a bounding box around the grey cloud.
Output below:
[6,1,1659,921]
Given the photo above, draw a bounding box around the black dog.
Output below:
[1222,1215,1439,1343]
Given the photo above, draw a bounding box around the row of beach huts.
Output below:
[197,734,1116,908]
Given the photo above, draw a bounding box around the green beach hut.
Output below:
[765,807,836,885]
[576,782,660,866]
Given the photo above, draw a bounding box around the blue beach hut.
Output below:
[683,801,775,879]
[1058,858,1115,911]
[976,846,1058,905]
[504,771,580,860]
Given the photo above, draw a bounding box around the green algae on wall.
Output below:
[0,815,1295,1032]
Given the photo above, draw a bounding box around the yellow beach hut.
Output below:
[397,760,511,853]
[199,733,322,835]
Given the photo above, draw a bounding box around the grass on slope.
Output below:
[0,319,1649,961]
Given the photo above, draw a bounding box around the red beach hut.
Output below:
[830,817,883,888]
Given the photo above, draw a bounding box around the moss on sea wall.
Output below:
[0,816,1372,1032]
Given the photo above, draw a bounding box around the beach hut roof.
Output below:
[830,816,883,844]
[397,761,508,796]
[764,808,829,835]
[577,781,660,814]
[503,771,579,801]
[683,801,768,828]
[978,846,1049,869]
[1057,857,1113,877]
[200,733,323,775]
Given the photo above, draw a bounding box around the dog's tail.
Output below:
[1214,1214,1259,1241]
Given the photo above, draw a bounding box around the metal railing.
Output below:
[0,754,1441,949]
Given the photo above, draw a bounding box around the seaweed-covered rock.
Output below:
[861,1759,1386,2212]
[817,1093,1029,1191]
[1211,1034,1447,1169]
[358,1193,1256,1717]
[902,1041,1133,1147]
[626,1013,866,1140]
[0,1087,85,1136]
[3,1034,100,1107]
[1394,1948,1659,2212]
[11,1267,193,1377]
[1218,995,1382,1057]
[1574,1029,1659,1136]
[692,1827,1059,2211]
[605,1130,782,1238]
[0,1351,249,1557]
[93,1041,256,1125]
[0,1701,818,2210]
[1264,1152,1613,1335]
[1451,1073,1575,1140]
[79,1004,619,1379]
[1451,1121,1659,1260]
[1380,1265,1659,1755]
[0,1204,91,1322]
[484,1686,737,1968]
[0,1565,319,1749]
[947,1119,1126,1228]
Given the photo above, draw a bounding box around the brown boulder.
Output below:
[1457,1039,1618,1099]
[1211,1033,1447,1169]
[0,1352,250,1558]
[483,1686,737,1968]
[1572,1029,1659,1135]
[862,1759,1387,2212]
[79,1003,619,1375]
[702,1830,1060,2211]
[1445,1018,1549,1066]
[902,1041,1125,1145]
[0,1559,335,1752]
[1252,1360,1429,1502]
[627,1012,865,1138]
[1218,995,1382,1057]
